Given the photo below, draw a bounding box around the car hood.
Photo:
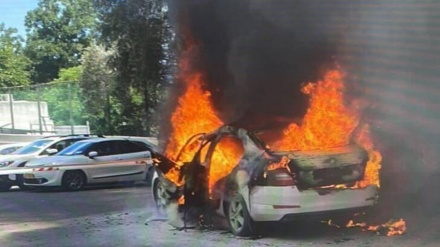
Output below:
[25,155,89,167]
[0,154,36,162]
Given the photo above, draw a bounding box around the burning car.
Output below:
[152,125,378,236]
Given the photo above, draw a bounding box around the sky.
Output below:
[0,0,38,37]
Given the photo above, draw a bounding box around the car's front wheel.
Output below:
[227,194,256,236]
[16,175,30,190]
[153,179,168,215]
[62,171,86,191]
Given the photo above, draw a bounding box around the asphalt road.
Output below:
[0,183,438,247]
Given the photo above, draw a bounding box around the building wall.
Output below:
[0,94,55,132]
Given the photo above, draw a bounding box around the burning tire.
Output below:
[153,179,168,215]
[62,171,86,191]
[227,194,255,236]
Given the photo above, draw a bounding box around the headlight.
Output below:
[0,161,14,167]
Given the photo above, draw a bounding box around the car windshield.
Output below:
[15,139,54,155]
[57,142,93,156]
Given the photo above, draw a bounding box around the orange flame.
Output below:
[163,72,223,185]
[266,69,381,188]
[208,136,244,193]
[271,70,359,150]
[347,219,406,236]
[165,67,381,190]
[267,156,290,171]
[165,72,223,161]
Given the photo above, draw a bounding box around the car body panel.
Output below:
[0,143,28,155]
[248,185,377,221]
[23,138,155,188]
[0,136,99,189]
[152,125,379,225]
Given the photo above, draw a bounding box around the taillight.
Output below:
[266,169,295,186]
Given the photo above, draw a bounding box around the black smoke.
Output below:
[164,0,440,230]
[168,0,356,130]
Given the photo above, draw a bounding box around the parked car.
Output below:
[152,126,378,236]
[0,143,28,155]
[0,135,99,191]
[23,138,156,191]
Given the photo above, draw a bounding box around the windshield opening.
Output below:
[15,139,54,155]
[57,142,92,156]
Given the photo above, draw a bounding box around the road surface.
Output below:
[0,183,438,247]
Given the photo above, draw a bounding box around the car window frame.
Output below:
[87,140,118,157]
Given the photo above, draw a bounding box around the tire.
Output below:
[0,183,12,192]
[16,175,30,190]
[153,179,168,215]
[227,194,256,237]
[62,171,86,191]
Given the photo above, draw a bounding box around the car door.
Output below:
[86,140,150,183]
[83,140,122,183]
[112,140,151,181]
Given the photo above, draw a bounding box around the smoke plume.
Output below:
[165,0,440,220]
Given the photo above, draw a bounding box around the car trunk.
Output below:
[275,145,368,189]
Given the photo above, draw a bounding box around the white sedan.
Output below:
[152,126,379,236]
[23,138,155,190]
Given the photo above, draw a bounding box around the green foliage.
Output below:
[13,82,85,126]
[93,0,172,136]
[0,24,31,87]
[54,66,82,82]
[24,0,97,83]
[79,44,116,134]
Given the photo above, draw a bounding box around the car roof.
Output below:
[72,137,156,145]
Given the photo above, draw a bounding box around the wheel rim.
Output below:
[155,181,168,212]
[66,173,84,190]
[229,199,245,232]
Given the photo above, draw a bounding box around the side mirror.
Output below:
[46,148,58,155]
[88,151,98,158]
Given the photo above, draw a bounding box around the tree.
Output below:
[79,45,116,134]
[93,0,173,136]
[24,0,97,83]
[12,66,85,126]
[54,66,82,82]
[0,24,31,87]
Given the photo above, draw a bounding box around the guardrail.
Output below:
[0,134,44,145]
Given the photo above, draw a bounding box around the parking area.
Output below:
[1,184,437,247]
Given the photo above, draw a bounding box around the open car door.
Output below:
[152,133,211,198]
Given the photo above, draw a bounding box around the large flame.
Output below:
[164,68,381,190]
[165,72,223,161]
[208,136,244,193]
[267,69,381,188]
[163,40,224,186]
[271,70,359,150]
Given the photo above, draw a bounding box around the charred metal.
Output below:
[153,125,370,212]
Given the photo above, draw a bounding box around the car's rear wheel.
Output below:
[227,194,256,236]
[153,179,168,215]
[62,171,86,191]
